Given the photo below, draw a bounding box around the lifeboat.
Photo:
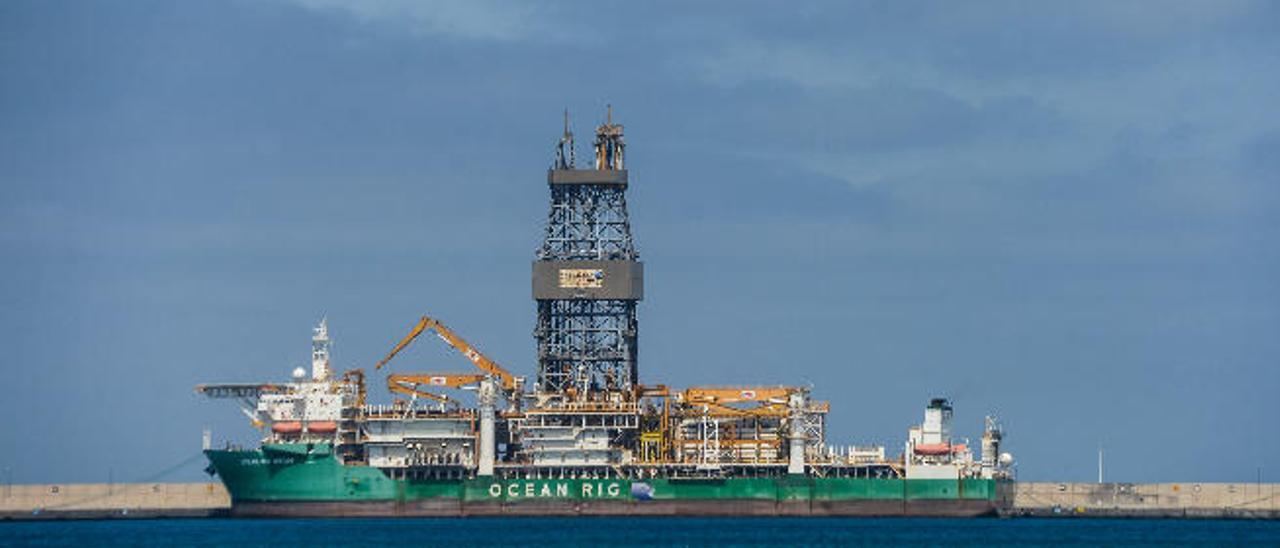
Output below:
[913,443,966,456]
[271,421,302,433]
[270,421,337,433]
[307,421,338,433]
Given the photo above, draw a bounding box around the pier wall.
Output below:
[4,481,1277,519]
[0,483,229,520]
[1006,482,1279,519]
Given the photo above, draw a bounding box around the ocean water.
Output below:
[2,517,1279,547]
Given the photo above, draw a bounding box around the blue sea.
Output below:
[2,517,1278,546]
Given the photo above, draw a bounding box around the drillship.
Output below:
[198,110,1015,517]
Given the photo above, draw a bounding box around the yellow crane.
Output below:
[681,386,802,417]
[682,387,797,405]
[374,314,519,394]
[386,373,486,407]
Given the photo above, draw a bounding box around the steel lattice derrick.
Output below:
[537,185,636,261]
[534,299,638,394]
[533,109,642,401]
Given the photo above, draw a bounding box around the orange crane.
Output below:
[682,387,796,405]
[386,373,486,407]
[374,315,520,395]
[680,387,828,418]
[681,386,801,417]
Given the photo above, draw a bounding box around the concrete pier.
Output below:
[0,483,229,520]
[1004,482,1279,519]
[2,481,1277,520]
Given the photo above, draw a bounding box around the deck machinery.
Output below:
[196,110,1014,516]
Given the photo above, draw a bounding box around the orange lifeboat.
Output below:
[270,421,337,433]
[913,443,966,456]
[271,421,302,433]
[307,421,338,433]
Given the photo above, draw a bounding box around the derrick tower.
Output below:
[533,108,643,400]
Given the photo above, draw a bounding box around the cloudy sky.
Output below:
[1,1,1276,484]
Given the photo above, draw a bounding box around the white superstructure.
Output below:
[904,398,1013,480]
[311,318,331,381]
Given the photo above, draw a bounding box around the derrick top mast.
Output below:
[594,105,624,171]
[554,109,575,170]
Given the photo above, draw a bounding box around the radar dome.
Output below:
[999,452,1014,466]
[292,367,307,380]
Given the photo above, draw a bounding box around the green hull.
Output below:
[206,445,1005,516]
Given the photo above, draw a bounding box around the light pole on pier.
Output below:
[1097,447,1104,484]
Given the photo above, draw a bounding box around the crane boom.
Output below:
[386,372,486,406]
[682,386,797,405]
[386,381,456,406]
[700,401,789,417]
[374,315,517,391]
[388,373,485,389]
[374,318,430,371]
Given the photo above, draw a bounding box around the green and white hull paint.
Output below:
[206,444,1008,517]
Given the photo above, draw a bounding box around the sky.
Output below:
[1,1,1277,484]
